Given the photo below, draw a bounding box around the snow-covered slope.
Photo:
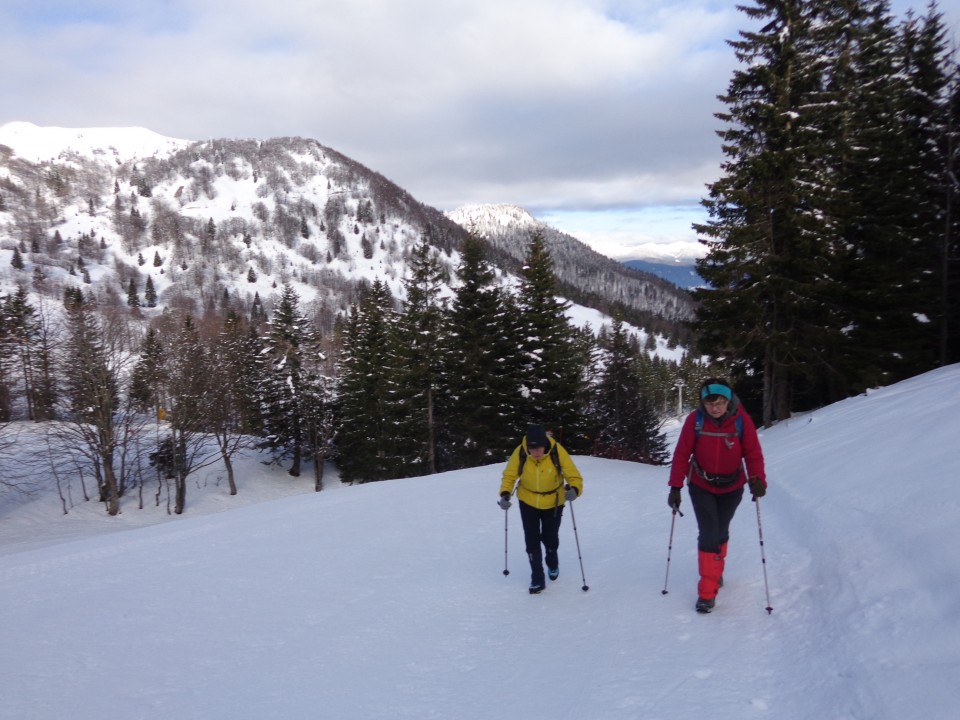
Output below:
[446,202,542,233]
[1,364,957,719]
[0,120,190,163]
[0,123,690,344]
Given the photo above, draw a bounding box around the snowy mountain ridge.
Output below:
[0,122,693,340]
[446,203,542,232]
[445,200,696,325]
[0,120,190,163]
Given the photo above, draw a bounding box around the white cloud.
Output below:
[1,0,952,255]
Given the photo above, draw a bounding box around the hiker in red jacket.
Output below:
[667,378,767,613]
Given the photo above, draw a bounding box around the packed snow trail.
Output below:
[1,365,958,719]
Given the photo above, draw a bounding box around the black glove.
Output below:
[498,492,512,510]
[668,487,682,512]
[564,486,578,502]
[748,476,766,499]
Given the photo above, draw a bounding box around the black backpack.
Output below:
[518,442,563,477]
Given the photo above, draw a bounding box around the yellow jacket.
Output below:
[499,438,584,510]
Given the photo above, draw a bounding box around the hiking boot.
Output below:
[548,566,559,581]
[696,597,715,613]
[529,582,546,594]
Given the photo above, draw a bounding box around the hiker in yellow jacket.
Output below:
[499,424,584,594]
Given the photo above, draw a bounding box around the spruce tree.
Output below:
[893,7,954,374]
[144,276,158,308]
[440,235,525,470]
[833,1,927,390]
[946,68,960,363]
[389,240,449,477]
[259,285,320,477]
[214,311,266,437]
[336,280,396,482]
[590,315,668,463]
[126,278,140,308]
[1,287,56,421]
[515,231,589,448]
[695,0,837,424]
[128,327,166,415]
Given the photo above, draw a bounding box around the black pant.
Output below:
[689,484,743,554]
[519,501,564,583]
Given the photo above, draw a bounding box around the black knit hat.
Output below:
[525,424,550,449]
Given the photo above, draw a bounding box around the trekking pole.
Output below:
[566,498,589,592]
[502,507,510,576]
[661,508,683,595]
[755,498,773,614]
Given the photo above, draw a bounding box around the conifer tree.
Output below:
[590,315,668,463]
[1,288,35,419]
[300,368,338,492]
[0,288,56,420]
[128,327,166,415]
[259,285,321,477]
[144,276,158,308]
[11,247,24,270]
[336,280,396,482]
[60,290,122,514]
[515,231,590,448]
[886,7,953,374]
[946,68,960,363]
[165,315,218,514]
[251,292,267,324]
[440,235,525,470]
[0,297,11,421]
[695,0,956,419]
[695,0,843,424]
[830,1,929,390]
[126,278,140,308]
[214,311,266,438]
[390,240,448,476]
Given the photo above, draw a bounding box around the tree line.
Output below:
[1,233,713,514]
[695,0,960,424]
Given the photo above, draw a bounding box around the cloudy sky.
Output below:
[2,0,956,260]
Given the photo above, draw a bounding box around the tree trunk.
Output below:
[223,453,237,495]
[313,453,324,492]
[100,451,120,516]
[174,434,187,514]
[289,442,302,477]
[174,472,186,515]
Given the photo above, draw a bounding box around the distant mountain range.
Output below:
[622,259,704,290]
[446,204,694,326]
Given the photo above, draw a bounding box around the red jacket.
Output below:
[668,404,766,494]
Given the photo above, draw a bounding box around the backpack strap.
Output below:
[694,409,743,441]
[549,445,562,476]
[692,409,745,487]
[518,443,564,478]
